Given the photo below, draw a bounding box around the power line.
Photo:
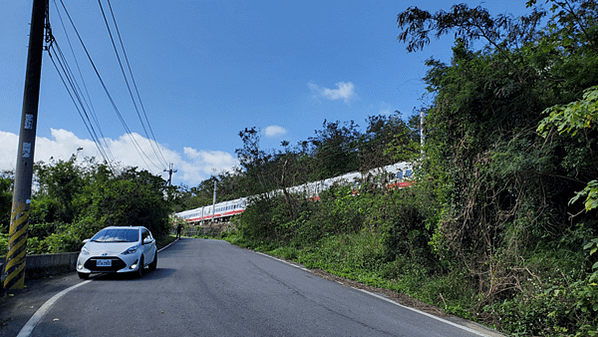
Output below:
[55,0,163,172]
[47,41,116,170]
[48,1,116,171]
[52,0,112,155]
[100,0,169,169]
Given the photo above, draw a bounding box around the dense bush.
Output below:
[0,176,12,233]
[229,2,598,331]
[0,156,173,255]
[0,233,8,256]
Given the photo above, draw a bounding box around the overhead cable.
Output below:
[47,41,116,171]
[49,0,116,171]
[56,0,159,172]
[99,0,169,169]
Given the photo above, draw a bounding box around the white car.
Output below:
[76,226,158,279]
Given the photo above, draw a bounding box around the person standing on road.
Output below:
[177,224,183,239]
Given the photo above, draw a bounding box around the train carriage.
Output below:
[174,162,413,224]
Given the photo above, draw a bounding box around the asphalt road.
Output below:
[14,239,492,336]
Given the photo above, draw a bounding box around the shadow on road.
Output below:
[90,267,176,282]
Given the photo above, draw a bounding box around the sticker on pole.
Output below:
[25,114,34,129]
[22,142,32,158]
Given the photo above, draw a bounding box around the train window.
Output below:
[397,171,403,179]
[405,170,412,177]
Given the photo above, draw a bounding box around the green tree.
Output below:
[396,0,598,321]
[538,82,598,213]
[308,120,360,179]
[19,157,173,253]
[74,166,171,241]
[236,127,276,195]
[0,172,13,234]
[361,111,421,167]
[33,154,87,225]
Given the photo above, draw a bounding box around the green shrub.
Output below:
[0,233,8,256]
[481,246,598,336]
[269,246,299,260]
[485,278,598,337]
[27,222,59,242]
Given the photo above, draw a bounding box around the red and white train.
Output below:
[175,161,413,225]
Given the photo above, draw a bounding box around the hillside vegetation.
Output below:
[1,1,597,335]
[223,1,598,336]
[0,156,174,256]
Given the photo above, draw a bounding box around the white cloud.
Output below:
[0,128,238,186]
[182,147,239,184]
[378,102,392,115]
[264,125,287,137]
[1,129,100,170]
[0,131,18,171]
[36,129,98,162]
[102,132,176,172]
[308,81,356,103]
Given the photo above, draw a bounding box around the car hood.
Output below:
[83,241,140,255]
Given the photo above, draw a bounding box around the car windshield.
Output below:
[91,228,139,243]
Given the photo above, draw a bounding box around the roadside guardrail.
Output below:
[1,252,78,284]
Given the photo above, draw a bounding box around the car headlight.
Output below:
[122,245,139,255]
[80,246,90,255]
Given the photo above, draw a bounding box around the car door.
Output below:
[141,228,151,265]
[142,228,157,264]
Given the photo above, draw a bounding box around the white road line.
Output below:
[351,287,492,337]
[16,280,91,337]
[256,250,498,337]
[17,242,175,336]
[19,241,498,337]
[255,251,311,272]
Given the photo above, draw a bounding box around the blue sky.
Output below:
[1,0,534,186]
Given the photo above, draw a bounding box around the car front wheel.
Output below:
[136,256,144,278]
[149,251,158,271]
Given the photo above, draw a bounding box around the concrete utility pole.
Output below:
[164,163,177,186]
[3,0,48,290]
[211,180,217,222]
[420,109,425,155]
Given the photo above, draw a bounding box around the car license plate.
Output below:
[96,259,112,267]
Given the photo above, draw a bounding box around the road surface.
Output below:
[19,239,494,336]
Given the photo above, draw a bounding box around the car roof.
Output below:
[101,226,148,231]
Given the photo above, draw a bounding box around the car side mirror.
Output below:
[143,237,154,245]
[83,238,90,244]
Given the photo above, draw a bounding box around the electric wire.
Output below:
[50,0,116,170]
[100,0,169,169]
[47,42,116,171]
[53,1,109,151]
[45,2,116,172]
[96,0,167,170]
[56,0,157,172]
